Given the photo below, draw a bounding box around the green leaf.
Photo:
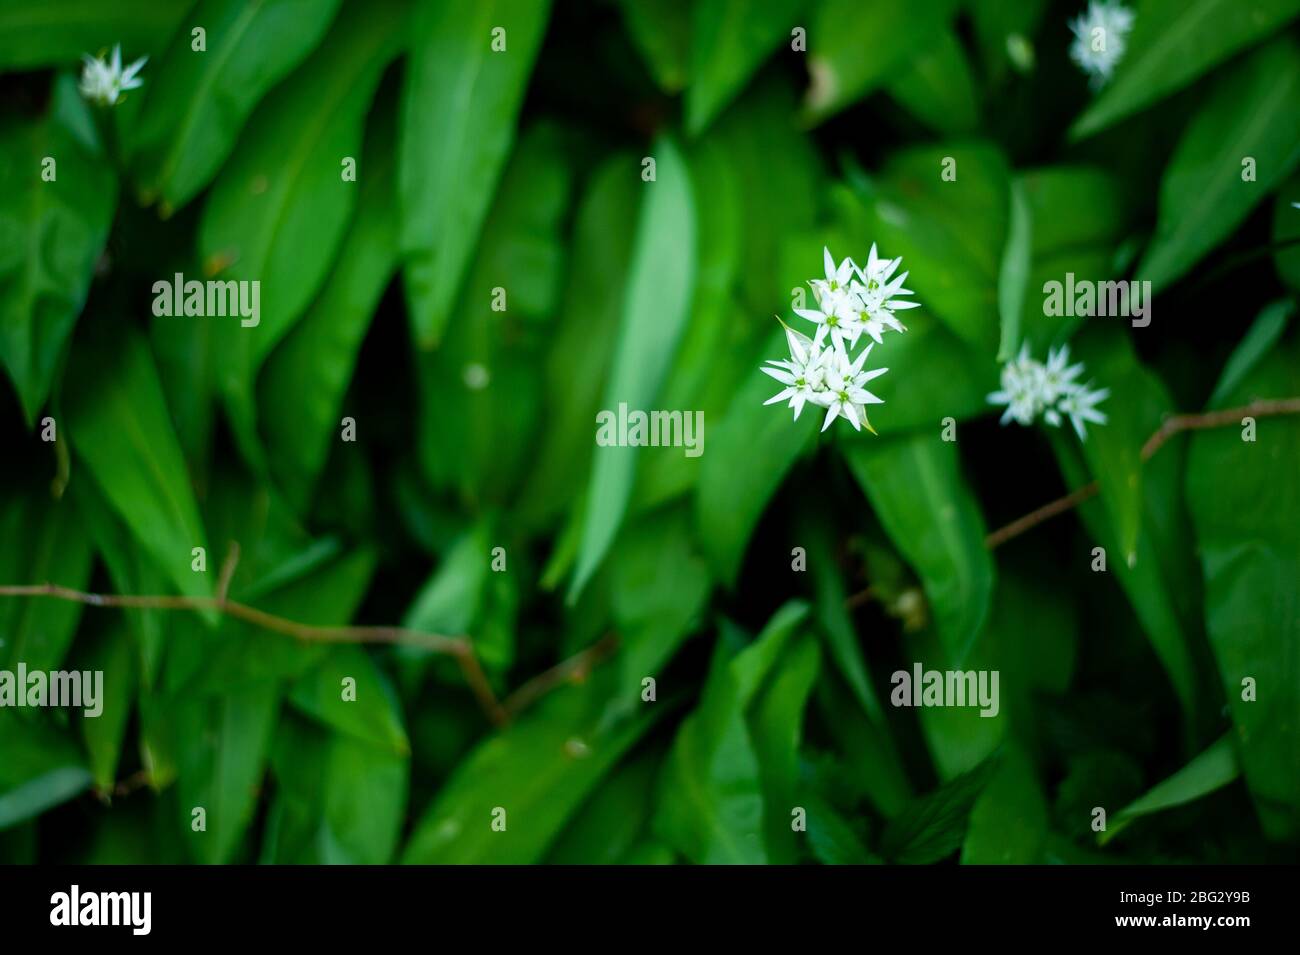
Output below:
[803,0,959,122]
[402,670,663,863]
[654,602,808,864]
[1136,37,1300,292]
[78,622,136,792]
[960,744,1048,863]
[1210,299,1293,406]
[0,0,189,70]
[1271,174,1300,291]
[198,0,404,462]
[1070,0,1300,140]
[1186,331,1300,840]
[1101,733,1240,845]
[0,714,91,829]
[843,431,995,664]
[259,96,398,510]
[0,77,117,424]
[132,0,345,212]
[616,0,691,92]
[288,646,408,755]
[881,754,998,864]
[545,749,662,864]
[885,30,979,134]
[996,179,1031,361]
[696,327,818,587]
[265,715,407,864]
[686,0,802,135]
[398,0,552,347]
[65,328,213,614]
[568,135,696,602]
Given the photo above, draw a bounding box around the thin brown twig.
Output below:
[500,633,620,720]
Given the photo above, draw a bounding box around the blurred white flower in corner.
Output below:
[988,343,1109,440]
[1069,1,1134,88]
[79,44,147,107]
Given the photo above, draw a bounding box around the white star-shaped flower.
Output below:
[79,44,147,107]
[1069,1,1135,88]
[818,342,887,433]
[761,325,833,422]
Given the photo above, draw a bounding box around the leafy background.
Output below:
[0,0,1298,864]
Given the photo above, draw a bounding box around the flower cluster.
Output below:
[987,344,1109,440]
[762,245,916,433]
[79,45,147,107]
[1069,1,1135,87]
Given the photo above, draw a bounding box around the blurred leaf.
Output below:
[804,0,958,122]
[1136,37,1300,292]
[617,0,690,92]
[569,135,696,602]
[0,714,92,829]
[1101,733,1239,845]
[0,77,116,424]
[402,669,663,863]
[996,179,1031,361]
[265,714,407,863]
[259,96,398,510]
[288,646,408,755]
[0,488,93,673]
[967,0,1048,84]
[960,744,1047,863]
[696,327,818,587]
[1186,331,1300,841]
[1271,174,1300,291]
[881,754,997,864]
[0,0,189,70]
[399,0,552,347]
[198,0,404,463]
[1070,0,1300,140]
[804,789,879,864]
[654,602,808,864]
[65,328,212,614]
[78,622,136,792]
[132,0,344,212]
[844,430,994,664]
[1210,299,1292,405]
[686,0,802,135]
[886,30,979,134]
[545,749,662,864]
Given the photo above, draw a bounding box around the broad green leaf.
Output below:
[804,790,879,864]
[1186,332,1300,840]
[616,0,691,92]
[1136,37,1300,292]
[960,744,1048,863]
[1210,299,1293,406]
[568,136,696,602]
[0,714,92,829]
[132,0,344,212]
[967,0,1048,85]
[259,97,398,510]
[749,636,820,863]
[288,646,408,755]
[546,749,662,864]
[78,622,136,791]
[1071,0,1300,140]
[843,431,995,664]
[176,681,280,863]
[654,602,808,864]
[65,328,212,612]
[804,0,959,122]
[696,327,817,587]
[0,77,117,424]
[881,754,997,864]
[402,669,663,863]
[996,179,1031,361]
[265,715,407,864]
[398,0,552,347]
[686,0,802,135]
[198,0,405,462]
[1101,733,1240,844]
[518,155,639,529]
[0,0,189,70]
[0,487,93,673]
[886,30,979,134]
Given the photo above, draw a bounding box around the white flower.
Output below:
[1069,1,1134,88]
[79,44,147,107]
[987,343,1108,439]
[818,342,887,433]
[762,325,833,422]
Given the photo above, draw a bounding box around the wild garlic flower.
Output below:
[1069,1,1134,88]
[988,343,1109,440]
[764,246,911,433]
[79,44,147,107]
